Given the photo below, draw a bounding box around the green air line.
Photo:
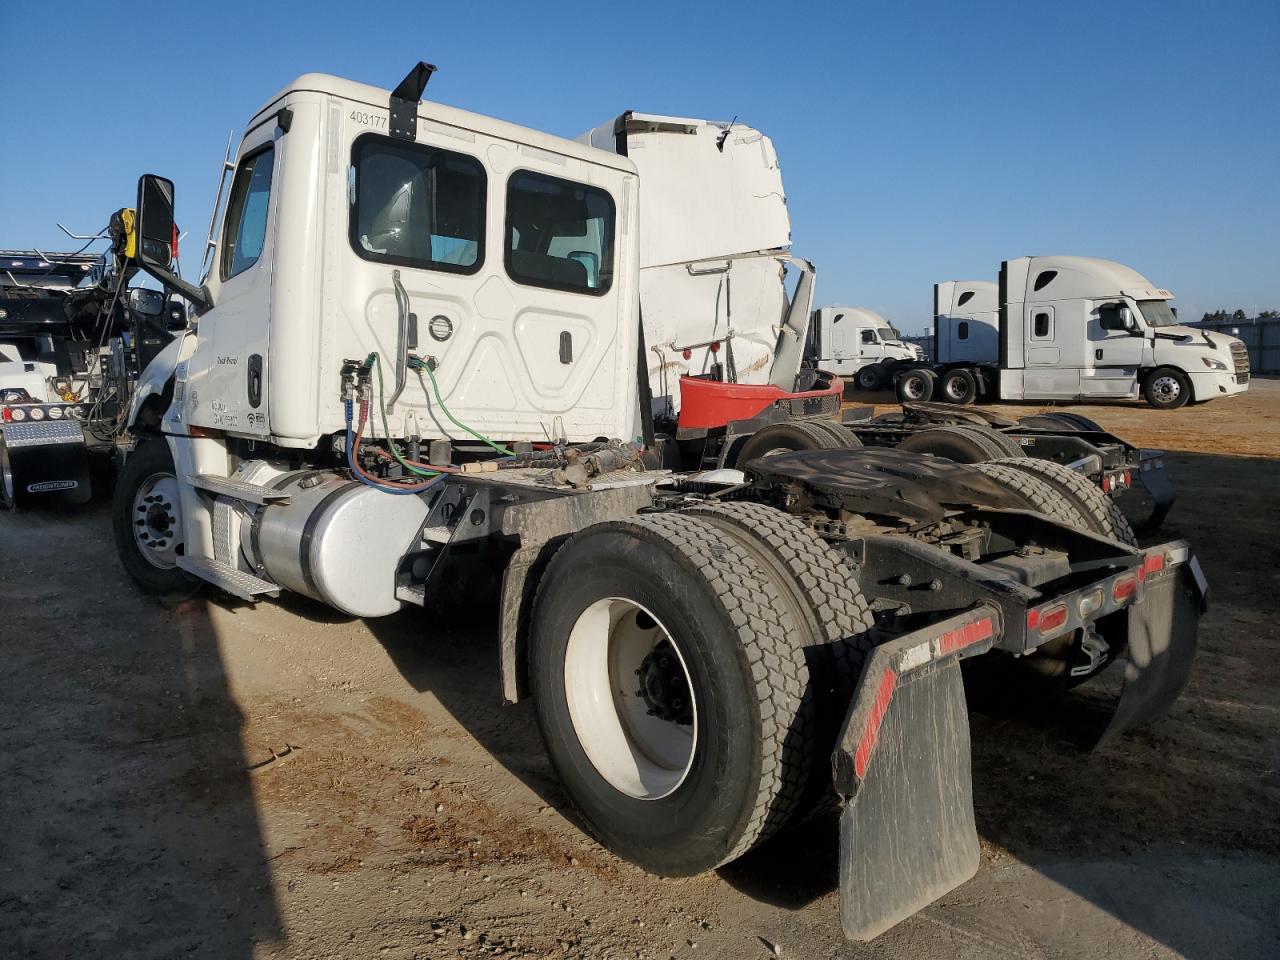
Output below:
[371,353,439,478]
[409,356,515,457]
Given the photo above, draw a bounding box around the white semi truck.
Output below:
[112,63,1205,942]
[893,256,1250,409]
[806,305,922,390]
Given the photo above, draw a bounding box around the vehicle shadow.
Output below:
[0,505,283,959]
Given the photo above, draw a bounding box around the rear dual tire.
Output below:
[529,509,869,875]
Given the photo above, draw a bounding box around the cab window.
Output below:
[350,134,485,274]
[860,329,877,343]
[505,170,615,295]
[221,146,274,281]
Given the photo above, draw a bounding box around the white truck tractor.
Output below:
[806,305,922,390]
[113,63,1206,942]
[893,256,1250,409]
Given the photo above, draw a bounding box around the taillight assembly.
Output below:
[1112,574,1138,602]
[1028,602,1069,637]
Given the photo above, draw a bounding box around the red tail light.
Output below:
[1143,554,1165,577]
[1112,574,1138,602]
[709,340,721,354]
[1033,602,1069,636]
[682,349,692,360]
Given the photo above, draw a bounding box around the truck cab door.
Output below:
[859,328,883,362]
[185,129,279,436]
[1021,305,1079,398]
[1083,301,1144,397]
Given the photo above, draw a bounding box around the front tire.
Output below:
[1143,367,1191,409]
[112,438,199,600]
[855,364,884,391]
[529,513,813,874]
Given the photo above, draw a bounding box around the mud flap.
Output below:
[832,606,999,941]
[1093,549,1205,748]
[2,420,92,507]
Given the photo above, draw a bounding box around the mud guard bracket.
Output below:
[833,605,1000,941]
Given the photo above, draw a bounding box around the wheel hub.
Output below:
[131,473,183,568]
[1153,376,1179,401]
[636,642,693,725]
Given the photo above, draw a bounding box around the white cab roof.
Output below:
[820,306,889,326]
[247,73,636,174]
[1013,256,1174,301]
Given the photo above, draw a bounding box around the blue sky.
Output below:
[2,0,1276,331]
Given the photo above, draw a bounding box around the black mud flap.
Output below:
[1092,546,1205,748]
[1133,450,1175,534]
[832,606,999,941]
[2,421,92,508]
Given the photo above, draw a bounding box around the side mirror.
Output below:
[127,287,166,317]
[134,174,212,310]
[137,175,177,274]
[1118,306,1139,333]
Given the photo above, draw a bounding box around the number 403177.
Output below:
[349,111,386,128]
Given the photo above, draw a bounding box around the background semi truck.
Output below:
[892,256,1250,409]
[0,234,184,507]
[112,63,1204,942]
[806,305,922,390]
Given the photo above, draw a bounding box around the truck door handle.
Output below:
[1095,349,1104,361]
[388,270,411,410]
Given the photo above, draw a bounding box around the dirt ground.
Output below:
[2,382,1278,960]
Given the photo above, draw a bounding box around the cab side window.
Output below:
[505,170,615,295]
[221,146,275,281]
[1098,304,1126,331]
[350,134,486,274]
[860,329,876,343]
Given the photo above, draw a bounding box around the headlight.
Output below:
[49,406,64,420]
[29,407,45,421]
[1201,357,1228,371]
[8,408,25,422]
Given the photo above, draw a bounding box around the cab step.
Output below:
[188,473,291,505]
[176,555,280,601]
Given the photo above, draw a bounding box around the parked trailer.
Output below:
[878,257,1250,409]
[113,63,1204,941]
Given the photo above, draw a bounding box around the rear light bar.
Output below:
[2,403,86,423]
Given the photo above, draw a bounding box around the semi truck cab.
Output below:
[928,256,1250,409]
[808,305,921,390]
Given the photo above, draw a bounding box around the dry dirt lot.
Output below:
[2,382,1278,960]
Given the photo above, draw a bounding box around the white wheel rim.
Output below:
[945,378,966,400]
[1153,376,1180,402]
[563,597,698,800]
[905,377,926,399]
[131,472,184,569]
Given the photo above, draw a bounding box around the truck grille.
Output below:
[1230,341,1250,383]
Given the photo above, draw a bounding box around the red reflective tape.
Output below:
[853,669,898,779]
[938,617,994,655]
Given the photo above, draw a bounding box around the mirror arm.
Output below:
[141,262,212,311]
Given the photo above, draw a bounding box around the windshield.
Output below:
[1137,299,1179,328]
[876,327,900,341]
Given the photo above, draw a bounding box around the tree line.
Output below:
[1200,309,1279,322]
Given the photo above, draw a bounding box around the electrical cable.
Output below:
[407,355,515,456]
[344,397,441,495]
